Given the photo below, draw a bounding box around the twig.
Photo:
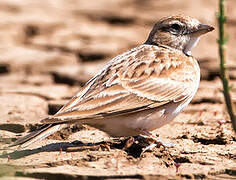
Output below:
[217,0,236,133]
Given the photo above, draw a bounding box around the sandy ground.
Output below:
[0,0,236,179]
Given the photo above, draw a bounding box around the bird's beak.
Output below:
[193,24,214,36]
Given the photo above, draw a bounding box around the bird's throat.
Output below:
[183,36,200,56]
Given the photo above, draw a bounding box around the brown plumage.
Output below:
[12,15,214,148]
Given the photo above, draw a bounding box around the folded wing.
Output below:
[42,45,197,124]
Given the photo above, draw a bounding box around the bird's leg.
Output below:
[139,129,174,152]
[123,136,135,150]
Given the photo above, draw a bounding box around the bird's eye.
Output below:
[170,23,181,31]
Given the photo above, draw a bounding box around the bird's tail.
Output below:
[10,123,65,148]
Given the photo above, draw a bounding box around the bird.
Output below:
[12,15,214,148]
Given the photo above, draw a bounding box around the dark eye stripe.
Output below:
[160,23,187,35]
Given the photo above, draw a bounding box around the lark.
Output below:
[13,15,214,148]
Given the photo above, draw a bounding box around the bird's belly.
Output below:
[142,98,192,131]
[87,98,192,137]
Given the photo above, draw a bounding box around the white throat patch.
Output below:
[183,36,200,56]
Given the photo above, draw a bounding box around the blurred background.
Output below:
[0,0,236,179]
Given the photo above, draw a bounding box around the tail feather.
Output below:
[11,124,64,148]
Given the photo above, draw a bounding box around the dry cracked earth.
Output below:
[0,0,236,179]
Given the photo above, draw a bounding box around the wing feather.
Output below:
[42,45,199,124]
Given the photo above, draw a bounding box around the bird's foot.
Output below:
[139,129,174,155]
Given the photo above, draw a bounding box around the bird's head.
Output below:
[145,15,214,56]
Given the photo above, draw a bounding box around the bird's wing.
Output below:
[41,45,198,124]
